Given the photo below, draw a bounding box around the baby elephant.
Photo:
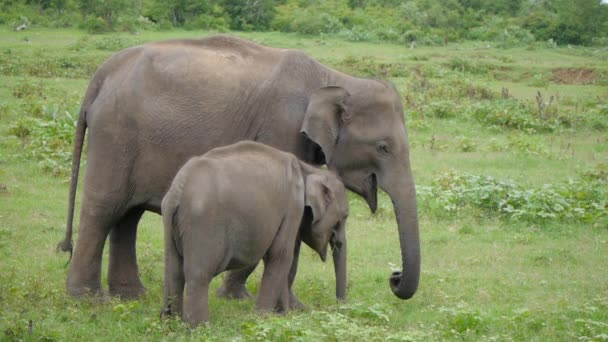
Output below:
[161,141,349,326]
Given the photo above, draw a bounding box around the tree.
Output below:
[78,0,129,29]
[223,0,277,30]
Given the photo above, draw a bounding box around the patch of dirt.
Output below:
[551,68,596,85]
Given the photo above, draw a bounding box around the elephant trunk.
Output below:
[382,163,420,300]
[332,221,347,301]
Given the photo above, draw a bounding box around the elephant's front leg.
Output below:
[217,266,256,299]
[108,208,146,299]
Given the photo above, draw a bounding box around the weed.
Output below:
[333,55,409,78]
[424,101,457,119]
[241,308,412,341]
[11,79,45,99]
[505,133,550,156]
[456,136,477,152]
[418,169,608,222]
[8,106,79,176]
[93,35,141,51]
[467,99,561,132]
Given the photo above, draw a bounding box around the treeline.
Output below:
[2,0,608,46]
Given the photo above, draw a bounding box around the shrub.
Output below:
[184,14,228,31]
[331,55,409,78]
[418,169,608,222]
[424,101,457,119]
[338,25,372,42]
[11,79,45,99]
[8,106,79,176]
[82,16,109,34]
[467,99,560,132]
[495,25,536,48]
[94,35,140,51]
[456,136,477,152]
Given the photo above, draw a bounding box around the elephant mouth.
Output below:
[365,173,378,213]
[339,171,378,213]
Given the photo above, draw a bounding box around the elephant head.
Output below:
[300,171,349,300]
[301,82,420,300]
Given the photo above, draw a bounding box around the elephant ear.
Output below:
[301,86,351,164]
[305,174,332,224]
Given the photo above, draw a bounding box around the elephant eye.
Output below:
[376,141,390,155]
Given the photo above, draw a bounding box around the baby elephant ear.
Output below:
[305,174,332,224]
[301,86,350,165]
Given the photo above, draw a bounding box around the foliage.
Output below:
[241,305,427,341]
[7,106,78,176]
[418,169,608,223]
[78,0,129,31]
[467,99,561,132]
[2,0,608,46]
[0,47,104,79]
[223,0,278,31]
[81,16,109,33]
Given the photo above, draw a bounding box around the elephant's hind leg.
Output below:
[161,229,184,319]
[67,198,115,298]
[217,266,255,300]
[108,208,146,299]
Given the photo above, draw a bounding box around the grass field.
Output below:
[1,28,607,341]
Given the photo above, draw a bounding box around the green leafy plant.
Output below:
[456,136,477,152]
[418,169,608,222]
[8,106,79,176]
[467,99,560,132]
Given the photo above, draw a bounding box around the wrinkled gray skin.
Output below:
[58,34,419,302]
[160,141,348,327]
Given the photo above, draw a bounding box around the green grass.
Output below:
[1,28,607,341]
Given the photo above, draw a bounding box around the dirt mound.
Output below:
[552,68,596,85]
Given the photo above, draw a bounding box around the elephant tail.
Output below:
[56,98,88,261]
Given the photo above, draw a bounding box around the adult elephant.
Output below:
[58,35,420,302]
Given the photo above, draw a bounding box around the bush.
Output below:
[291,11,344,35]
[8,106,79,176]
[331,55,409,78]
[418,169,608,222]
[424,101,457,119]
[467,99,559,132]
[82,16,109,34]
[338,25,372,42]
[184,14,228,31]
[495,25,536,48]
[94,35,140,51]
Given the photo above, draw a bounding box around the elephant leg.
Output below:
[66,197,115,298]
[287,238,306,310]
[161,231,184,319]
[183,268,210,327]
[216,265,256,300]
[255,253,292,313]
[256,210,299,313]
[108,208,146,299]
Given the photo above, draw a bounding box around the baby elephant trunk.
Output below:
[331,221,347,301]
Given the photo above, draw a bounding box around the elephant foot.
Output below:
[160,307,174,320]
[216,283,252,300]
[108,283,147,299]
[289,293,307,311]
[67,277,104,299]
[67,286,104,299]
